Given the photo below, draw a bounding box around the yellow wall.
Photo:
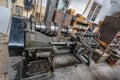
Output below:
[0,0,8,7]
[12,0,46,20]
[12,0,32,17]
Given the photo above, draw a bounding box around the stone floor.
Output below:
[0,33,120,80]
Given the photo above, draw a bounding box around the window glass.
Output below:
[87,2,102,21]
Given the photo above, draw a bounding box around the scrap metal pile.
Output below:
[107,32,120,66]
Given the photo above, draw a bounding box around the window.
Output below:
[87,2,102,21]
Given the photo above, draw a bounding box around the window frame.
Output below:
[87,2,102,21]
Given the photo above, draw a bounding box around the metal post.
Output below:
[40,0,42,21]
[44,0,58,27]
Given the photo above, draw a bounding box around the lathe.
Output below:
[8,0,99,79]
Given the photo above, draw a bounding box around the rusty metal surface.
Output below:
[53,10,65,27]
[62,14,72,27]
[53,10,72,27]
[99,16,120,44]
[26,60,50,76]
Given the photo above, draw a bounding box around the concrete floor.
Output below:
[0,33,120,80]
